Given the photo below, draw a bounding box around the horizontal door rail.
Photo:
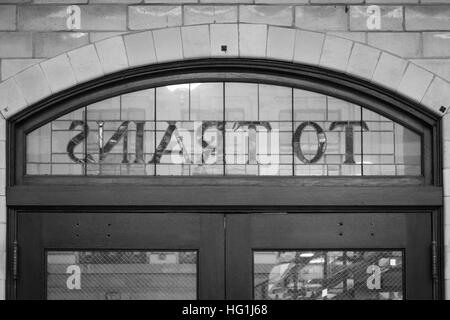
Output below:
[6,185,443,207]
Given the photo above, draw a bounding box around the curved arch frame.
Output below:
[7,58,440,187]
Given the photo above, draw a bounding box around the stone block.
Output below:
[406,5,450,31]
[14,64,51,105]
[0,32,32,58]
[327,31,366,43]
[40,53,77,93]
[350,5,403,31]
[410,58,450,82]
[33,32,89,58]
[239,24,267,58]
[423,32,450,58]
[210,24,238,57]
[422,77,450,115]
[368,32,421,58]
[293,30,325,65]
[123,31,157,67]
[153,27,183,62]
[182,25,211,59]
[128,6,182,30]
[347,43,380,80]
[296,6,348,31]
[372,52,408,90]
[240,5,293,27]
[184,5,237,25]
[95,36,128,74]
[0,78,27,117]
[89,32,126,43]
[67,44,104,83]
[1,58,43,80]
[18,5,126,31]
[0,5,16,31]
[397,63,434,102]
[320,35,353,71]
[267,26,296,61]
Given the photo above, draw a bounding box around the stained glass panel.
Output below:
[26,82,422,176]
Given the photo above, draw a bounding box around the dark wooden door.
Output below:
[17,211,433,300]
[226,212,433,300]
[17,212,224,300]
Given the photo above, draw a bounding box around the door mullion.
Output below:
[199,214,226,300]
[225,215,252,300]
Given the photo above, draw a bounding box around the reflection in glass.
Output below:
[294,93,363,176]
[26,82,423,177]
[121,89,155,121]
[47,251,197,300]
[254,251,403,300]
[394,125,421,175]
[27,123,51,175]
[190,83,223,121]
[259,85,291,121]
[157,85,189,121]
[225,83,258,121]
[87,97,121,120]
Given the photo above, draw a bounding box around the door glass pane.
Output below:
[254,250,403,300]
[47,251,197,300]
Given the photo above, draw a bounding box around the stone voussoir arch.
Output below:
[1,23,450,120]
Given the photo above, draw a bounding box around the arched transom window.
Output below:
[26,82,421,177]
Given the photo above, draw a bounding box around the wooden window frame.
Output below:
[6,59,442,201]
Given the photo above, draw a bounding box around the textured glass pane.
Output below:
[81,91,155,176]
[254,251,403,300]
[25,82,423,177]
[362,109,421,176]
[192,121,224,176]
[328,98,361,121]
[86,121,125,163]
[362,109,394,175]
[259,85,291,121]
[51,164,83,175]
[190,83,223,121]
[87,97,121,120]
[293,96,362,176]
[225,83,258,121]
[27,109,86,175]
[58,108,84,120]
[294,89,327,121]
[155,123,192,163]
[27,123,51,163]
[121,89,155,121]
[394,125,421,175]
[26,163,51,175]
[156,85,189,121]
[47,251,197,300]
[224,121,292,176]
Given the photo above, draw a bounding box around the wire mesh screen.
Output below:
[254,250,403,300]
[47,251,197,300]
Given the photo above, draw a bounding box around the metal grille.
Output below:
[254,250,403,300]
[47,251,197,300]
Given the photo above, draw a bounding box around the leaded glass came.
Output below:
[26,83,422,176]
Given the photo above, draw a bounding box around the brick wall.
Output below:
[1,0,450,299]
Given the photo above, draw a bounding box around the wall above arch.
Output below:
[0,23,449,120]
